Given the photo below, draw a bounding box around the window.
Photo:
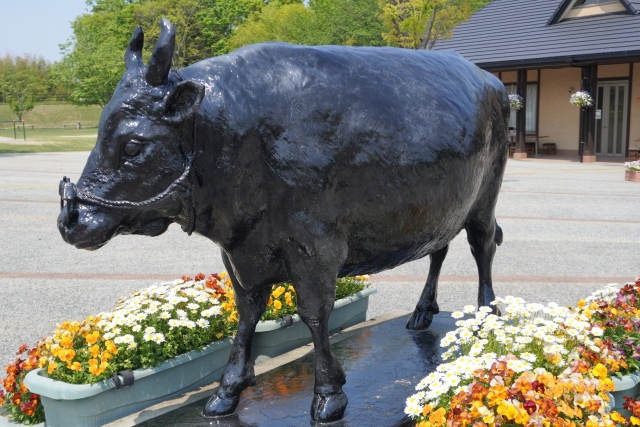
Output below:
[505,84,538,134]
[574,0,618,6]
[563,0,625,19]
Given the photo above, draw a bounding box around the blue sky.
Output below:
[0,0,89,63]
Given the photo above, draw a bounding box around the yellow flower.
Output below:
[89,344,101,358]
[85,331,100,345]
[58,349,76,362]
[47,361,58,374]
[105,340,118,354]
[272,286,285,299]
[60,336,74,349]
[274,300,282,310]
[591,363,608,381]
[285,292,293,306]
[228,311,238,323]
[67,361,82,372]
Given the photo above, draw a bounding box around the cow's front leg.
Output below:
[203,259,271,417]
[291,265,348,422]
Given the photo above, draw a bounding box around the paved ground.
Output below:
[0,152,638,368]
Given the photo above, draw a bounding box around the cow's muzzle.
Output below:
[58,155,196,248]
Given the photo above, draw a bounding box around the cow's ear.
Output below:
[163,80,205,125]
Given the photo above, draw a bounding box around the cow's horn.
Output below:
[124,26,144,70]
[146,18,175,87]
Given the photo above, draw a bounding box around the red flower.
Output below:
[16,344,28,355]
[195,272,206,281]
[182,276,192,282]
[523,400,537,415]
[3,376,16,393]
[29,393,39,406]
[20,400,36,416]
[0,389,6,402]
[12,393,22,405]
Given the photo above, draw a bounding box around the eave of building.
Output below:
[433,0,640,72]
[476,50,640,71]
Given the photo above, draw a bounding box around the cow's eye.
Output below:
[122,141,142,157]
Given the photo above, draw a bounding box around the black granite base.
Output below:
[139,313,456,427]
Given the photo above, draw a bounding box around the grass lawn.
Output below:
[0,128,97,153]
[0,102,102,153]
[0,102,102,128]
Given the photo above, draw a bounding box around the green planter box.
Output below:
[22,285,376,427]
[23,337,233,427]
[252,285,377,363]
[609,371,640,416]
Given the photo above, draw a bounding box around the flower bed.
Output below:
[406,277,640,427]
[1,273,373,426]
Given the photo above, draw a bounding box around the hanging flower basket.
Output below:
[508,94,524,110]
[570,90,594,108]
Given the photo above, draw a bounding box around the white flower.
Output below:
[135,312,147,321]
[590,327,604,337]
[160,311,171,319]
[187,303,200,311]
[143,333,155,342]
[168,319,179,329]
[197,318,210,328]
[132,324,142,332]
[176,309,187,318]
[463,305,476,314]
[451,311,464,319]
[161,303,174,311]
[144,326,156,334]
[152,333,165,344]
[128,342,138,350]
[520,352,537,363]
[103,332,115,340]
[122,334,135,344]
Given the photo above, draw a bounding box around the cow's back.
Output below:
[184,44,508,275]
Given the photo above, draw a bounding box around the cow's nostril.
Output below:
[66,209,79,230]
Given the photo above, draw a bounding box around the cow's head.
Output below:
[58,19,205,250]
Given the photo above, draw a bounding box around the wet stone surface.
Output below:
[139,313,456,427]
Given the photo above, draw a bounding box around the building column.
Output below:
[514,68,528,160]
[581,64,597,163]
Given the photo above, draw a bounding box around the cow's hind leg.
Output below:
[406,244,449,330]
[466,217,502,311]
[203,255,271,417]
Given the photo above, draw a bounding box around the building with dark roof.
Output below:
[434,0,640,161]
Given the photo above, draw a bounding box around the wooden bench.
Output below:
[542,143,556,155]
[62,122,82,130]
[15,124,35,130]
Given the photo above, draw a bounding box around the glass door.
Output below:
[595,81,628,157]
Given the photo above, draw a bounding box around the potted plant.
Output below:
[577,279,640,415]
[570,90,594,108]
[405,296,626,426]
[625,160,640,182]
[16,274,374,427]
[508,94,524,110]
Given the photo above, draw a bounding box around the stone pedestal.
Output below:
[137,314,456,427]
[513,152,528,160]
[582,155,597,163]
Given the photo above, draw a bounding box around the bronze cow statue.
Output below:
[57,19,508,422]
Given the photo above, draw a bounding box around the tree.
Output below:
[51,2,135,107]
[199,0,266,56]
[134,0,213,68]
[0,55,49,121]
[228,0,385,49]
[379,0,491,49]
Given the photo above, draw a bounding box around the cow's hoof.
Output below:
[202,394,240,418]
[406,309,434,330]
[311,391,348,422]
